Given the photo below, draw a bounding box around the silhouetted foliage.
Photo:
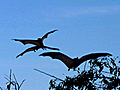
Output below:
[3,69,26,90]
[0,87,3,90]
[49,57,120,90]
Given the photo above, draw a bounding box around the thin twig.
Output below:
[19,79,26,88]
[0,87,3,90]
[84,61,87,71]
[34,68,78,90]
[34,68,64,81]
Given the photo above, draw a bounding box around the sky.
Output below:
[0,0,120,90]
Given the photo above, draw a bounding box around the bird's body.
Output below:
[12,30,59,58]
[39,52,112,70]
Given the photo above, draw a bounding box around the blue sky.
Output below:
[0,0,120,89]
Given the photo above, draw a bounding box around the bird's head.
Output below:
[73,57,79,60]
[37,38,42,41]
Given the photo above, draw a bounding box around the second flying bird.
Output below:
[12,30,59,58]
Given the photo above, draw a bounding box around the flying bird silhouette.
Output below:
[12,30,59,58]
[39,52,112,70]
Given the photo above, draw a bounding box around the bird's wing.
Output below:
[39,52,73,68]
[74,53,112,67]
[41,30,58,41]
[43,46,60,51]
[16,46,40,58]
[12,39,40,46]
[80,53,112,61]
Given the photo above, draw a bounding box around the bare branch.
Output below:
[34,68,64,81]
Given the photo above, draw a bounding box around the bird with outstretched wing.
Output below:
[12,30,59,58]
[39,52,112,70]
[12,30,58,46]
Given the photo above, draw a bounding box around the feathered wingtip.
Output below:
[16,54,20,58]
[39,54,43,56]
[16,53,23,58]
[11,39,20,41]
[53,29,58,31]
[11,39,16,40]
[101,53,112,57]
[107,53,112,56]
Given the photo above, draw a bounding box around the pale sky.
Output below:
[0,0,120,90]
